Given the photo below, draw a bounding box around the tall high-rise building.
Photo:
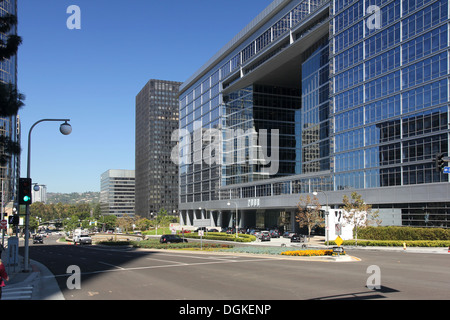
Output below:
[135,79,181,218]
[178,0,450,230]
[100,170,135,217]
[0,0,20,214]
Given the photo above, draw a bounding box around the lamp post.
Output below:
[23,119,72,272]
[227,201,238,239]
[313,191,329,247]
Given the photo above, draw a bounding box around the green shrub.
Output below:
[132,239,234,250]
[358,226,450,241]
[328,239,450,247]
[182,232,256,242]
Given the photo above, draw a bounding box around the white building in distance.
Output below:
[100,170,135,217]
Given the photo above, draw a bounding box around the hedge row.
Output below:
[358,226,450,241]
[181,232,256,242]
[132,239,234,250]
[329,240,450,247]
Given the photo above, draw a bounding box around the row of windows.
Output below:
[335,0,447,56]
[338,161,448,190]
[335,106,448,153]
[402,25,447,65]
[335,84,448,136]
[402,0,448,41]
[402,52,447,90]
[365,46,400,81]
[402,79,447,114]
[335,20,446,75]
[335,63,363,93]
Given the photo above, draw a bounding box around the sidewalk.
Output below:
[1,247,64,300]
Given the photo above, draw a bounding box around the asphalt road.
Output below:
[23,236,450,301]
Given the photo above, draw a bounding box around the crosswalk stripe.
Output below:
[1,286,34,300]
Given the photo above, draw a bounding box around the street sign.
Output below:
[444,167,450,174]
[335,236,344,247]
[0,219,7,230]
[193,219,210,227]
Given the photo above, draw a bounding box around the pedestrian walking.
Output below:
[0,258,9,300]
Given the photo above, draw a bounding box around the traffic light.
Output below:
[435,153,446,172]
[18,178,32,205]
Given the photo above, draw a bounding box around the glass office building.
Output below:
[0,0,20,213]
[135,79,181,218]
[178,0,450,230]
[100,170,135,217]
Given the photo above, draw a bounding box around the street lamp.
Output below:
[23,119,72,272]
[313,191,329,247]
[227,201,238,239]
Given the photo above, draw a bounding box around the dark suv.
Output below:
[160,234,188,244]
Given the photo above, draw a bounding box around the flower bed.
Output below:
[281,249,345,256]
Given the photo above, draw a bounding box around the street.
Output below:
[21,235,450,301]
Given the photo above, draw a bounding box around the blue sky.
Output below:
[17,0,274,193]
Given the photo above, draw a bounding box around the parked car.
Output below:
[208,228,219,232]
[283,232,296,238]
[160,234,188,244]
[260,231,271,241]
[33,235,44,244]
[269,230,280,238]
[291,234,306,243]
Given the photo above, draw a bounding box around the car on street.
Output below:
[269,230,280,238]
[260,231,271,241]
[283,232,296,238]
[160,234,188,244]
[33,235,44,244]
[291,234,306,243]
[77,234,92,245]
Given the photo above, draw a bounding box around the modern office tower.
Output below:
[135,79,181,218]
[32,184,47,204]
[100,170,135,217]
[0,0,20,215]
[178,0,450,230]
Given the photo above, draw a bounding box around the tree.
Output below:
[117,214,134,233]
[0,1,24,165]
[135,216,152,231]
[341,191,381,246]
[296,195,324,241]
[156,208,174,227]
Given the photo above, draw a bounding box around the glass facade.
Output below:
[178,0,450,228]
[331,0,449,191]
[135,80,181,217]
[222,84,302,186]
[0,0,19,208]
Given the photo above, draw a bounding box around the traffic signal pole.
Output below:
[23,119,71,272]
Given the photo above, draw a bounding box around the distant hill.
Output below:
[47,192,100,204]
